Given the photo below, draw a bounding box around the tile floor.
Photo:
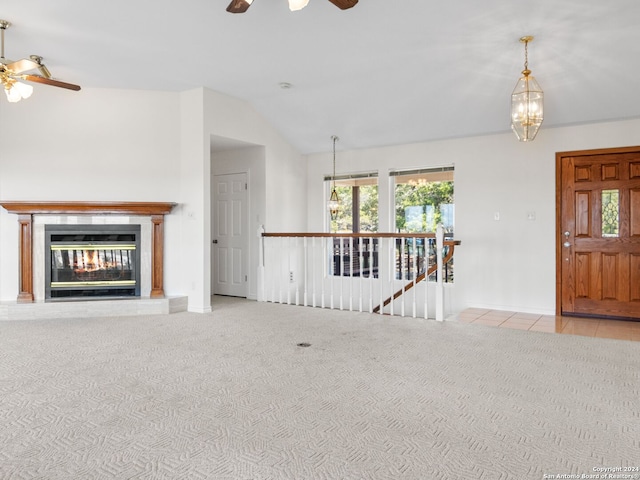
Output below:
[450,308,640,342]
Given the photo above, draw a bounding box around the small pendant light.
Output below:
[511,36,544,141]
[327,135,340,220]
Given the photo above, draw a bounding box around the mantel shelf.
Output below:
[0,201,176,216]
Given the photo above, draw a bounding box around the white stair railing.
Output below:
[258,227,459,320]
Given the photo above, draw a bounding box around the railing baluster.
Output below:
[282,237,286,303]
[349,237,353,312]
[397,237,403,317]
[424,238,430,320]
[388,237,394,317]
[273,237,278,303]
[436,224,444,321]
[412,236,417,318]
[340,238,344,310]
[272,237,277,303]
[330,237,335,310]
[379,237,384,315]
[295,238,300,306]
[266,237,272,303]
[310,237,315,308]
[368,236,373,313]
[286,237,290,305]
[282,236,287,304]
[358,237,363,312]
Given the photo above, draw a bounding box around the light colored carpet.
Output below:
[0,297,638,480]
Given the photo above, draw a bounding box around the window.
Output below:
[392,166,455,282]
[325,172,379,277]
[393,167,454,234]
[325,173,378,233]
[601,189,619,237]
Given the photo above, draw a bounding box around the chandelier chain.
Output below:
[331,135,338,188]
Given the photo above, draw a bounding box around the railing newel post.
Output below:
[412,236,417,318]
[258,226,265,302]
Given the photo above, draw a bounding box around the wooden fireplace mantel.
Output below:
[0,201,177,303]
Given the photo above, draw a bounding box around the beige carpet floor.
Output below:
[0,296,639,479]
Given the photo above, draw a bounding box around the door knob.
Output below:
[563,241,571,248]
[213,239,218,244]
[564,231,570,238]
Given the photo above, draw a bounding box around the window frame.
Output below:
[324,171,379,234]
[391,165,455,283]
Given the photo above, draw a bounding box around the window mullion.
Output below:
[352,186,360,233]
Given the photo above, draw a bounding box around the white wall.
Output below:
[198,89,306,309]
[306,118,640,315]
[201,89,306,232]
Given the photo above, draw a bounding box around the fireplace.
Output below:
[45,225,141,300]
[0,201,176,303]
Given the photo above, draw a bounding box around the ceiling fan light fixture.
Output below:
[0,18,81,100]
[288,0,310,11]
[4,79,33,102]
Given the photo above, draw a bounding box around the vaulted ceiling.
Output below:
[3,0,640,153]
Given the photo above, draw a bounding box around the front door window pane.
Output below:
[602,189,619,237]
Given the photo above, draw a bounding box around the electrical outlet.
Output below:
[494,211,500,221]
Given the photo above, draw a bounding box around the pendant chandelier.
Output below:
[327,135,340,220]
[511,36,544,142]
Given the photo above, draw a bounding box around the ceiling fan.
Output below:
[0,19,81,103]
[227,0,358,14]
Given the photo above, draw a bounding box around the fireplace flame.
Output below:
[73,249,119,274]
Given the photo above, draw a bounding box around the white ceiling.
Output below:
[2,0,640,154]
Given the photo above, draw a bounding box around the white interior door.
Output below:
[213,173,247,297]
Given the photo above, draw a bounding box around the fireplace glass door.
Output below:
[46,225,141,299]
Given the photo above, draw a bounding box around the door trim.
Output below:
[555,145,640,315]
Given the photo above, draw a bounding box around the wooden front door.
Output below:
[557,146,640,319]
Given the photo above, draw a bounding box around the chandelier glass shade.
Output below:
[328,188,339,219]
[2,77,33,103]
[511,36,544,142]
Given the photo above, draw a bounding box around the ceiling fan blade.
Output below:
[5,57,39,74]
[226,0,253,13]
[327,0,358,9]
[22,74,81,91]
